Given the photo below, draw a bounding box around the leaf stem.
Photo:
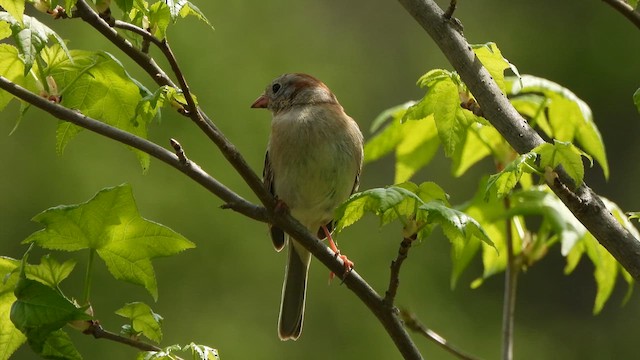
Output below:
[83,248,95,304]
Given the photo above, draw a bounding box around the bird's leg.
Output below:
[322,225,354,281]
[274,197,289,214]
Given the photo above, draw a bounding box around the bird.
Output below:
[251,73,364,341]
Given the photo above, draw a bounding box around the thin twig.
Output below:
[384,234,416,306]
[501,199,518,360]
[601,0,640,30]
[74,0,177,89]
[396,0,640,281]
[401,310,481,360]
[443,0,457,19]
[84,321,161,352]
[170,138,188,165]
[113,20,165,48]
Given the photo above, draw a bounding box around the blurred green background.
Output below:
[2,0,639,359]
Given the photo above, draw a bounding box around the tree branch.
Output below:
[1,57,424,360]
[601,0,640,30]
[396,0,640,280]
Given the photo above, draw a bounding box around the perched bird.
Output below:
[251,73,364,340]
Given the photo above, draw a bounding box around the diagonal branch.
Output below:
[601,0,640,30]
[0,76,266,223]
[1,46,425,360]
[396,0,640,280]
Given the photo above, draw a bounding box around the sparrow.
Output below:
[251,73,364,340]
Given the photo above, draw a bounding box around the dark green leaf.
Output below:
[10,277,90,352]
[37,329,81,360]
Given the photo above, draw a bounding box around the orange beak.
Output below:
[251,94,269,108]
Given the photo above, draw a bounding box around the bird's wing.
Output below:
[264,150,286,251]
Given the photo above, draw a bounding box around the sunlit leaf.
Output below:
[0,258,26,360]
[0,21,10,39]
[116,302,163,343]
[404,73,468,157]
[37,329,81,360]
[23,184,195,300]
[472,42,519,93]
[534,140,589,187]
[0,12,70,75]
[183,342,220,360]
[48,50,150,171]
[0,0,24,24]
[485,152,537,199]
[508,75,608,179]
[148,1,171,39]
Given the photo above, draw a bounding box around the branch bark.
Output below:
[601,0,640,30]
[396,0,640,280]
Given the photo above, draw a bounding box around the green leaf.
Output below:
[0,258,26,360]
[114,0,134,13]
[0,12,71,76]
[10,277,90,352]
[0,21,10,40]
[0,0,24,24]
[335,182,494,288]
[472,42,518,93]
[148,1,171,39]
[534,140,588,187]
[452,123,501,177]
[0,44,24,111]
[405,75,466,157]
[508,75,608,179]
[365,103,440,182]
[38,329,82,360]
[24,184,195,300]
[183,342,220,360]
[49,50,150,171]
[485,152,537,199]
[166,0,214,29]
[116,302,163,343]
[509,186,586,256]
[334,186,423,232]
[25,256,76,289]
[634,88,640,115]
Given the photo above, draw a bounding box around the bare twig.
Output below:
[443,0,457,19]
[501,200,518,360]
[384,234,416,306]
[601,0,640,30]
[396,0,640,280]
[170,139,188,165]
[401,310,480,360]
[84,321,160,352]
[113,20,165,49]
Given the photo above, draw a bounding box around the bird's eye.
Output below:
[272,83,281,93]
